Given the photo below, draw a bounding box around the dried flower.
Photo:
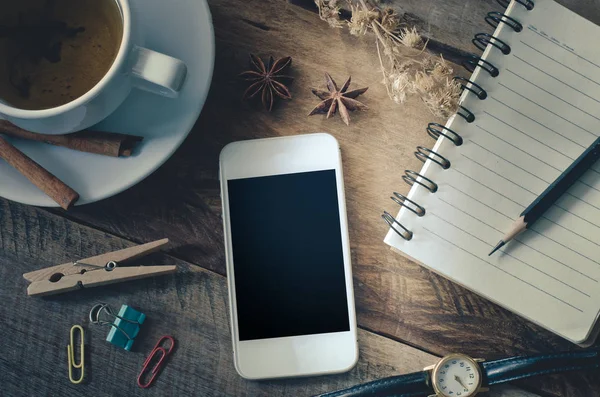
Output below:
[379,8,400,33]
[421,56,437,72]
[315,0,343,28]
[422,78,462,118]
[398,27,424,49]
[384,72,409,103]
[431,56,453,78]
[348,4,379,36]
[413,71,435,93]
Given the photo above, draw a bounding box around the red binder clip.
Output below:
[137,336,175,388]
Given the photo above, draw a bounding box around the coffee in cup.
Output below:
[0,0,123,110]
[0,0,187,135]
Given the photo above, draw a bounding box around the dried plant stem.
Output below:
[375,39,392,98]
[371,23,386,50]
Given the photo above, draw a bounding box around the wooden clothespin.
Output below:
[23,239,176,297]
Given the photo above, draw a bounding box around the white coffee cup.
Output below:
[0,0,187,135]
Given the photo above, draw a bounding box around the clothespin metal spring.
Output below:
[74,260,118,272]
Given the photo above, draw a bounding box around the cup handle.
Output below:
[130,46,187,98]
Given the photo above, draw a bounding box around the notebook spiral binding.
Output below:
[382,0,534,241]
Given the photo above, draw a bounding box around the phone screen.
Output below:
[227,169,350,341]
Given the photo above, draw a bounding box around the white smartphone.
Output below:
[219,133,358,380]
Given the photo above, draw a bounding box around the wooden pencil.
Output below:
[489,135,600,256]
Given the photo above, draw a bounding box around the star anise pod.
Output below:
[308,73,368,125]
[239,54,293,111]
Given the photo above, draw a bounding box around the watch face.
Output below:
[432,355,481,397]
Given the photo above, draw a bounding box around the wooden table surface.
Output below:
[2,0,600,396]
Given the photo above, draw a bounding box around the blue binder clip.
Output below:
[89,303,145,351]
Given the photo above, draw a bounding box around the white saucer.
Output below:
[0,0,215,207]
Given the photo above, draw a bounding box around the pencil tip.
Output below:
[488,241,505,256]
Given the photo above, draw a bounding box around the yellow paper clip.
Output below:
[68,325,85,384]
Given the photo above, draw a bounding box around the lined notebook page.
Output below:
[385,0,600,344]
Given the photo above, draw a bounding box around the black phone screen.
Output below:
[227,169,350,341]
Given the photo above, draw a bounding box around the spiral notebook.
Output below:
[384,0,600,345]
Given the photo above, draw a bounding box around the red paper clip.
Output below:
[137,336,175,388]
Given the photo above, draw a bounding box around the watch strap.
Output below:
[317,371,431,397]
[483,349,600,385]
[316,349,600,397]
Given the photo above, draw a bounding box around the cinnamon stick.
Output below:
[0,120,143,157]
[0,136,79,209]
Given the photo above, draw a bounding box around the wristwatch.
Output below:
[317,349,600,397]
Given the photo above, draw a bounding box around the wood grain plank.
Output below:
[0,201,536,397]
[30,0,600,395]
[293,0,600,58]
